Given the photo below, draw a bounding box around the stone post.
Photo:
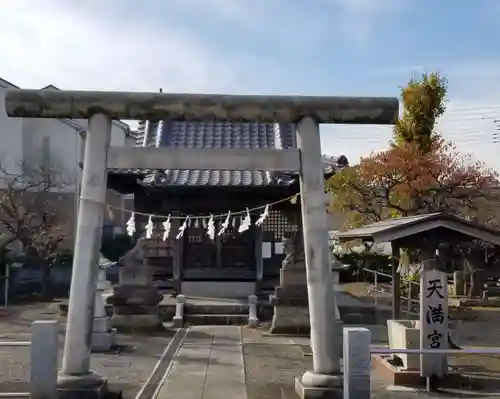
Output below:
[331,255,346,321]
[248,294,259,328]
[31,320,58,399]
[294,117,343,398]
[58,113,112,397]
[469,269,486,298]
[107,238,163,331]
[173,294,185,328]
[91,266,116,352]
[343,327,371,399]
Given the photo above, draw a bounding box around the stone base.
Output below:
[294,371,343,399]
[93,316,111,332]
[58,371,109,399]
[248,317,259,328]
[92,329,117,352]
[372,354,465,388]
[269,305,310,335]
[111,313,164,332]
[107,285,163,307]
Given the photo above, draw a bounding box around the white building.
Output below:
[0,77,134,243]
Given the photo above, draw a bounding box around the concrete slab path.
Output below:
[155,326,247,399]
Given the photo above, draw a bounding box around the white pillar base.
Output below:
[91,316,116,352]
[295,371,343,399]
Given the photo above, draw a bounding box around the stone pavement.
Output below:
[155,326,246,399]
[151,325,406,399]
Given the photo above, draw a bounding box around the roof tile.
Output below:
[109,120,348,187]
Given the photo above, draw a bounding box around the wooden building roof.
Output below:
[336,213,500,246]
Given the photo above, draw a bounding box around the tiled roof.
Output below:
[336,212,500,246]
[109,120,348,187]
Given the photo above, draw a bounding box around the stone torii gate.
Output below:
[5,90,398,398]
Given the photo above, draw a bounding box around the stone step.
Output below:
[184,314,249,326]
[185,304,248,315]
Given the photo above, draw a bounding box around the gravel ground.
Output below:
[242,324,500,398]
[242,325,411,399]
[0,301,175,399]
[241,329,425,399]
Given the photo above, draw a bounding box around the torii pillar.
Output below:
[5,89,398,398]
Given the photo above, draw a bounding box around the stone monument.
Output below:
[419,267,449,378]
[269,233,310,334]
[107,238,164,331]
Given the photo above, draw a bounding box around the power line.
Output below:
[327,130,494,145]
[329,115,498,127]
[441,105,500,113]
[322,114,500,146]
[441,114,499,121]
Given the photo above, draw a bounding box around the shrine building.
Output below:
[107,120,347,298]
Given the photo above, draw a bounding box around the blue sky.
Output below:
[1,0,500,167]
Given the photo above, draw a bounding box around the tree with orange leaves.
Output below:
[328,73,498,228]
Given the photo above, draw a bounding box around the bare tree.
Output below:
[0,158,73,297]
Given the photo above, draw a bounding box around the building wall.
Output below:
[0,78,133,246]
[0,81,23,178]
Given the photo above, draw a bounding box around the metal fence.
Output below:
[0,320,58,399]
[362,268,420,317]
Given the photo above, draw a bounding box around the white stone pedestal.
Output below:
[92,268,116,352]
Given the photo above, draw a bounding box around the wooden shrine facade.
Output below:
[106,119,347,295]
[106,174,303,294]
[128,184,301,292]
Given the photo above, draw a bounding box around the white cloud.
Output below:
[0,0,247,93]
[175,0,406,48]
[318,0,408,44]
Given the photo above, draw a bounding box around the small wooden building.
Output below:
[107,120,347,298]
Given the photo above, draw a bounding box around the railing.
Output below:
[361,268,420,316]
[371,347,500,355]
[0,320,58,399]
[342,326,500,398]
